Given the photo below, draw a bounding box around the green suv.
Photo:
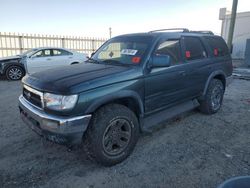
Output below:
[19,29,233,166]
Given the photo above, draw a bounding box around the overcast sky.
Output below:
[0,0,250,38]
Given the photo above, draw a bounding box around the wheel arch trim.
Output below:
[84,90,144,116]
[4,63,26,74]
[202,70,226,97]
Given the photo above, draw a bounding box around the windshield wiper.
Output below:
[87,57,102,64]
[102,59,130,66]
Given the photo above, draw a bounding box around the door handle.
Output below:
[68,57,73,59]
[178,71,186,76]
[46,58,51,61]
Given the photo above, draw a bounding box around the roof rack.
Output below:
[149,28,189,33]
[188,30,214,35]
[148,28,214,35]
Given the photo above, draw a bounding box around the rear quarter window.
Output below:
[204,36,229,57]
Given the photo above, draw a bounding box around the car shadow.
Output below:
[0,75,21,82]
[0,75,7,80]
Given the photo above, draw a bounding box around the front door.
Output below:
[144,39,189,114]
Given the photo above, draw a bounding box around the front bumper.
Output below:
[0,63,4,74]
[19,95,92,145]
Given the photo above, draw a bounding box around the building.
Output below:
[219,8,250,59]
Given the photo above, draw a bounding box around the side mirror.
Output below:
[151,54,171,68]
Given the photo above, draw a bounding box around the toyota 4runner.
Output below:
[19,28,233,166]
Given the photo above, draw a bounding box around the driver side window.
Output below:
[32,50,43,58]
[32,50,51,58]
[155,40,182,65]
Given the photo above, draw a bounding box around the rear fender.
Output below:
[202,70,226,97]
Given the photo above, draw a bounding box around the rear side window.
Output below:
[155,40,181,65]
[183,37,207,61]
[53,49,72,56]
[204,36,229,57]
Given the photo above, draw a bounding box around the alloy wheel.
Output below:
[102,118,132,156]
[8,67,23,80]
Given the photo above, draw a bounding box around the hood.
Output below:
[22,62,139,94]
[0,56,21,62]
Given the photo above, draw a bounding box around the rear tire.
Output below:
[6,66,25,80]
[199,79,224,114]
[83,104,139,166]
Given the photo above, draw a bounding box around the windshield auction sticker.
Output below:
[121,49,138,56]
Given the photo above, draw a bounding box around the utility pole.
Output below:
[109,27,112,39]
[227,0,238,52]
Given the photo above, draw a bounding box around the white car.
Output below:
[0,47,88,80]
[23,47,88,74]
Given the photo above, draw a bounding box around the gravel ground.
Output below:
[0,78,250,188]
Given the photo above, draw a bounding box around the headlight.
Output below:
[44,93,78,110]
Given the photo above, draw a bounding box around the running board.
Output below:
[141,99,200,132]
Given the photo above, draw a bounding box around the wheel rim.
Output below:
[211,85,223,111]
[8,67,22,80]
[102,118,132,156]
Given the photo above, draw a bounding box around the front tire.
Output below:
[6,66,25,80]
[199,79,224,114]
[83,104,139,166]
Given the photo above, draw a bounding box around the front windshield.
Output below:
[20,48,38,57]
[92,36,153,65]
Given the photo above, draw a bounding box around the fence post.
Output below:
[92,39,95,53]
[109,27,112,39]
[61,38,65,48]
[18,35,23,53]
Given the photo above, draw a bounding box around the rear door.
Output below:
[144,38,190,114]
[51,49,74,67]
[181,36,211,97]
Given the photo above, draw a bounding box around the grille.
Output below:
[23,85,43,108]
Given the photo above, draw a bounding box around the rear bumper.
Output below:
[226,75,233,86]
[19,95,92,145]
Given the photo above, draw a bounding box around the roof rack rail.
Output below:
[189,30,214,35]
[149,28,189,33]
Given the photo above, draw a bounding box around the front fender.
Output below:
[2,62,26,74]
[85,90,144,115]
[72,79,144,117]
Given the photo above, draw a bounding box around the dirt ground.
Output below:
[0,78,250,188]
